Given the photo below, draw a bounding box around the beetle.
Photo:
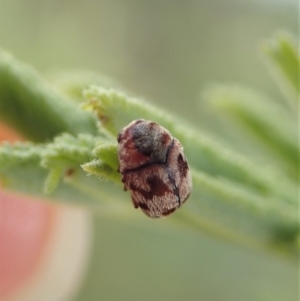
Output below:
[117,119,192,218]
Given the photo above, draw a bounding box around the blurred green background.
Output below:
[0,1,298,301]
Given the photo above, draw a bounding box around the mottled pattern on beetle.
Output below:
[167,139,191,202]
[124,165,179,217]
[118,119,173,172]
[118,119,192,218]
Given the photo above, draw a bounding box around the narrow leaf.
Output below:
[263,32,300,106]
[93,143,119,170]
[44,167,63,194]
[83,87,297,205]
[81,160,120,183]
[0,50,98,141]
[204,85,298,178]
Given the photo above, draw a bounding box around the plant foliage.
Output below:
[0,32,298,260]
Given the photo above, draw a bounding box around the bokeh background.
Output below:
[0,1,298,301]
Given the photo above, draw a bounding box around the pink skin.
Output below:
[0,122,57,300]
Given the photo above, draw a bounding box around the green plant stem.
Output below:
[0,50,98,141]
[263,32,300,107]
[83,87,297,205]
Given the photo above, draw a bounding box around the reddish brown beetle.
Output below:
[117,119,192,218]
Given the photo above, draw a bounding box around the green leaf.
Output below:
[0,50,98,141]
[43,167,63,194]
[81,159,120,183]
[263,32,300,106]
[0,138,122,208]
[47,70,120,101]
[93,143,119,170]
[83,87,297,206]
[0,32,299,261]
[204,85,298,178]
[41,133,98,169]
